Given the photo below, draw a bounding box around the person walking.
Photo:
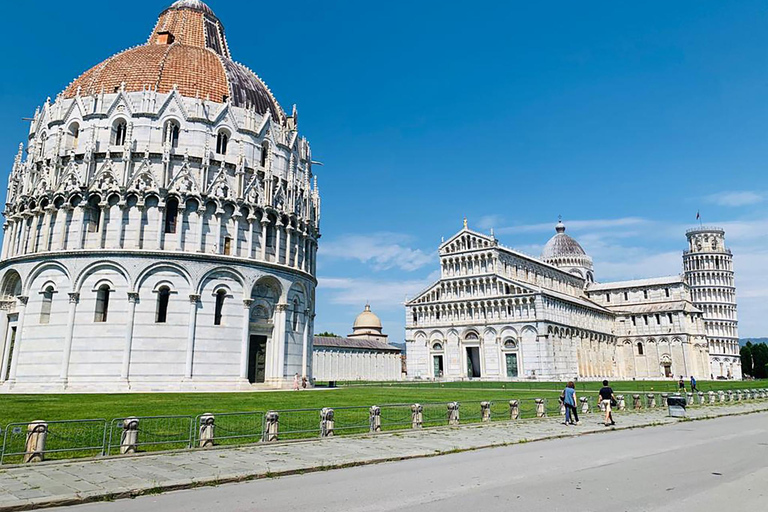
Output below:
[599,380,616,426]
[678,376,686,393]
[690,376,698,393]
[293,373,300,391]
[563,381,579,425]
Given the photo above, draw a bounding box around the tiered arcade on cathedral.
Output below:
[0,0,320,392]
[406,221,740,381]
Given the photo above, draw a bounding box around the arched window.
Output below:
[164,120,180,149]
[94,284,110,322]
[67,122,80,151]
[214,289,226,325]
[637,342,644,355]
[40,286,54,324]
[156,286,170,323]
[216,130,229,154]
[164,197,179,234]
[432,342,443,351]
[260,141,269,167]
[113,120,127,146]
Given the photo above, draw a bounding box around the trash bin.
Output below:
[668,395,686,417]
[328,381,336,388]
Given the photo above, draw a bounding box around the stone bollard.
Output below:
[633,394,642,410]
[698,392,705,405]
[718,391,725,403]
[320,408,335,437]
[480,401,491,423]
[646,394,656,408]
[686,393,694,406]
[535,398,546,418]
[509,400,520,420]
[661,393,669,407]
[411,404,423,429]
[727,391,734,402]
[447,402,460,426]
[23,421,48,463]
[264,411,279,442]
[616,395,626,411]
[369,406,381,433]
[559,398,566,417]
[580,396,590,414]
[119,417,140,455]
[708,391,716,404]
[598,398,606,412]
[198,413,215,448]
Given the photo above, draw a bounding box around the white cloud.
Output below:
[477,214,504,231]
[495,217,650,235]
[705,191,764,207]
[319,233,434,271]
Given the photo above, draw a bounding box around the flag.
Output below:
[696,211,700,220]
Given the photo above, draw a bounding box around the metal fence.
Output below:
[2,389,766,466]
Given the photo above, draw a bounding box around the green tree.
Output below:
[752,343,768,379]
[740,344,753,376]
[315,331,340,337]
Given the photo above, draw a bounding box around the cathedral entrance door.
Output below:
[247,335,267,384]
[433,355,444,378]
[466,347,481,378]
[505,353,518,378]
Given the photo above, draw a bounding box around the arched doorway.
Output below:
[247,278,281,384]
[0,270,22,382]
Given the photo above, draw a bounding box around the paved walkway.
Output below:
[1,401,766,511]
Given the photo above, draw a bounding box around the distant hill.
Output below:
[740,338,768,347]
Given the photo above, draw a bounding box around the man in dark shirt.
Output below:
[599,380,616,426]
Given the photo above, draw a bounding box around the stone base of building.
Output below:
[0,377,295,394]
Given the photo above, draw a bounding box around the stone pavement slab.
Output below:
[0,401,766,512]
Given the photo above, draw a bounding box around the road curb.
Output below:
[1,405,766,512]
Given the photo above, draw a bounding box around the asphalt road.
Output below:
[52,413,768,512]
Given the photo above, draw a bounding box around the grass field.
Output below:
[2,379,766,425]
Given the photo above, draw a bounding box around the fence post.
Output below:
[23,421,48,463]
[661,393,669,407]
[559,398,566,417]
[718,391,725,403]
[264,411,279,442]
[198,413,215,448]
[480,401,491,423]
[726,390,733,402]
[509,400,519,420]
[320,408,335,438]
[697,392,705,405]
[616,395,626,411]
[686,393,694,406]
[411,404,423,429]
[447,402,460,426]
[369,406,381,433]
[535,398,545,418]
[632,394,642,410]
[119,417,140,455]
[646,393,656,408]
[580,396,590,414]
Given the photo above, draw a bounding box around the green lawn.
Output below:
[1,379,765,425]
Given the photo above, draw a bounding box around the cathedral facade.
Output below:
[405,221,740,382]
[0,1,320,392]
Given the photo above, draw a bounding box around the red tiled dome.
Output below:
[63,1,285,123]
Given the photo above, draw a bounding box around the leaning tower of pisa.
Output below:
[683,227,741,379]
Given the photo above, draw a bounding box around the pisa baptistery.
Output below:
[0,0,320,392]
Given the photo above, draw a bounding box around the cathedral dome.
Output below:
[352,304,383,333]
[62,0,285,123]
[541,220,587,260]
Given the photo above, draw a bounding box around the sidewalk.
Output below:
[1,401,766,511]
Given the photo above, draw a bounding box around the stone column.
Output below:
[301,310,310,378]
[120,292,139,380]
[297,231,305,270]
[43,206,56,252]
[270,304,288,385]
[175,204,184,251]
[1,222,10,259]
[76,204,87,250]
[114,201,126,249]
[98,203,109,249]
[275,220,283,264]
[240,299,253,379]
[156,204,165,250]
[28,212,40,253]
[7,296,28,381]
[285,225,294,267]
[195,207,205,252]
[246,216,255,258]
[134,203,145,249]
[213,208,223,254]
[260,213,269,261]
[58,292,79,382]
[185,294,200,379]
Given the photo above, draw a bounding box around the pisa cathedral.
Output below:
[405,221,740,381]
[0,0,320,392]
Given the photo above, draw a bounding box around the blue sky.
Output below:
[1,1,766,337]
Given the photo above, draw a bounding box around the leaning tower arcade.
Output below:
[683,227,740,379]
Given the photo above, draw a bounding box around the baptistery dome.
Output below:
[0,1,320,393]
[352,304,383,334]
[541,221,594,283]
